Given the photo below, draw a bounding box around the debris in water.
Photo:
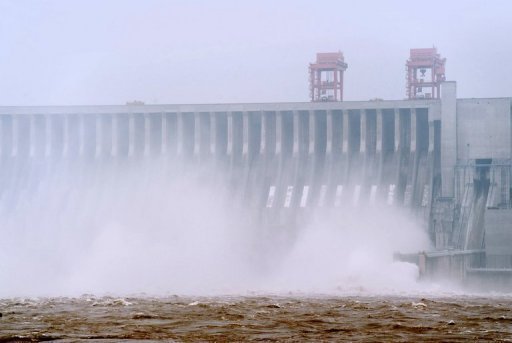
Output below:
[113,299,133,306]
[132,312,157,319]
[412,302,427,309]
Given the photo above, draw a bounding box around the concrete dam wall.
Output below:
[2,83,512,287]
[0,102,439,218]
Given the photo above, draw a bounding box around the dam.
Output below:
[0,99,439,215]
[0,52,511,289]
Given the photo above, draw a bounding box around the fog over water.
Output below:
[0,158,433,297]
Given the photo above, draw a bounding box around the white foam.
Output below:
[284,186,293,208]
[300,185,309,208]
[334,185,343,207]
[266,185,276,208]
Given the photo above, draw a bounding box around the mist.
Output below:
[0,157,431,298]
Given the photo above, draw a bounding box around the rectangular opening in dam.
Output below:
[381,109,395,156]
[365,110,377,157]
[348,110,360,155]
[0,115,13,157]
[15,115,29,157]
[182,113,195,156]
[314,110,327,156]
[51,115,65,158]
[132,113,145,157]
[298,111,310,158]
[231,112,244,165]
[331,110,343,155]
[198,112,210,159]
[82,115,96,158]
[67,116,80,156]
[416,108,429,153]
[263,111,276,157]
[248,111,262,160]
[32,116,46,157]
[281,111,293,159]
[149,113,163,156]
[396,109,412,204]
[99,114,113,158]
[399,109,411,152]
[164,113,177,156]
[215,112,228,159]
[117,114,130,157]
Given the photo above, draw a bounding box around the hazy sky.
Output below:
[0,0,510,105]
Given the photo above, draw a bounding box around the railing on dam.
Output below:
[0,103,439,214]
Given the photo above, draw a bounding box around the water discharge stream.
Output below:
[0,157,431,297]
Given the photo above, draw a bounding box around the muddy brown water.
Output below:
[1,295,511,342]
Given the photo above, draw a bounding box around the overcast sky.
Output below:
[0,0,510,105]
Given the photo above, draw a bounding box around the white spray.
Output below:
[0,157,431,297]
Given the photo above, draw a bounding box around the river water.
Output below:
[1,294,511,342]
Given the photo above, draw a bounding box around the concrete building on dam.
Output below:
[0,48,511,287]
